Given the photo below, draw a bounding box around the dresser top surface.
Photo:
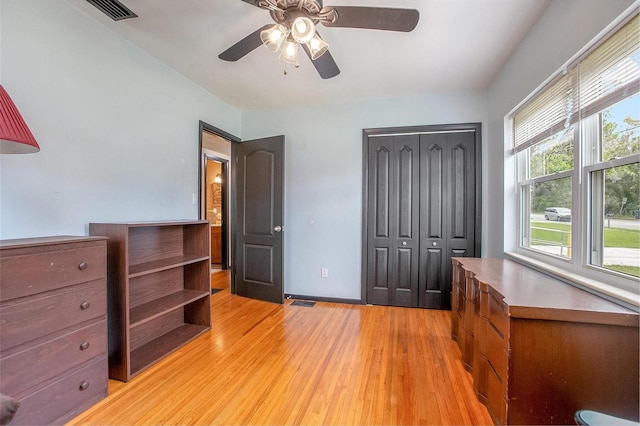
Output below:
[453,257,639,324]
[89,220,209,227]
[0,235,107,250]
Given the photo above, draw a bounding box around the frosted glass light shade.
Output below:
[291,16,315,44]
[260,24,288,52]
[307,34,329,60]
[279,39,299,66]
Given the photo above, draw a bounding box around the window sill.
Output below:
[505,251,640,311]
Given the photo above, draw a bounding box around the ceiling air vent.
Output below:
[86,0,138,21]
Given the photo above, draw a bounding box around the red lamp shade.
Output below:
[0,85,40,154]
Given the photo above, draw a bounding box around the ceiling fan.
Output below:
[218,0,420,79]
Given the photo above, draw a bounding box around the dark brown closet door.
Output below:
[364,125,479,310]
[419,131,476,309]
[366,134,420,307]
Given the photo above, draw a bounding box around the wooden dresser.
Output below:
[451,257,639,425]
[0,236,108,425]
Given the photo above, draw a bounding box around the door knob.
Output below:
[274,226,283,232]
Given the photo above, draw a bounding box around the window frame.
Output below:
[506,9,640,308]
[585,154,640,273]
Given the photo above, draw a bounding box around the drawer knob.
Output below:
[79,381,90,391]
[78,261,88,270]
[80,301,90,310]
[80,341,90,351]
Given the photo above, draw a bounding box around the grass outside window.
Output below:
[530,219,640,277]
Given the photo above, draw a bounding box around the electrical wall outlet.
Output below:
[321,267,329,278]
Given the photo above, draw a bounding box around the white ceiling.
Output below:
[64,0,551,111]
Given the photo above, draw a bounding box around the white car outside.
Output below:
[544,207,571,222]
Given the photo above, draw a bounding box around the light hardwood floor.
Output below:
[68,271,492,425]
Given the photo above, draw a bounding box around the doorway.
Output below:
[204,156,227,269]
[361,123,482,309]
[198,122,286,304]
[199,122,238,277]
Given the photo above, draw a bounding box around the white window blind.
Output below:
[513,13,639,152]
[580,14,640,117]
[513,71,576,151]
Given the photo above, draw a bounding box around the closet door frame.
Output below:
[361,123,483,306]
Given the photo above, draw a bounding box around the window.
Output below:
[510,12,639,301]
[587,93,640,278]
[519,129,574,259]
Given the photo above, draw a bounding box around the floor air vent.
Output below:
[86,0,138,21]
[291,300,316,307]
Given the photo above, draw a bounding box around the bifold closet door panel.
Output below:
[365,127,479,309]
[419,132,476,309]
[366,135,420,307]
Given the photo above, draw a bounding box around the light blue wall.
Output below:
[2,0,633,302]
[487,0,636,257]
[242,94,487,299]
[0,0,241,239]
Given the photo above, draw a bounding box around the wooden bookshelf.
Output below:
[89,221,211,381]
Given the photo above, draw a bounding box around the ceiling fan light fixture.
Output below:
[260,24,288,52]
[278,38,299,66]
[220,2,420,79]
[307,33,329,60]
[291,16,316,44]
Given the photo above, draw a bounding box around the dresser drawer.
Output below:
[0,320,106,397]
[0,280,106,352]
[472,348,488,401]
[461,331,474,370]
[0,245,106,301]
[463,298,475,334]
[456,313,465,353]
[9,357,107,425]
[479,287,489,318]
[487,362,507,425]
[451,310,459,341]
[488,291,508,338]
[486,320,508,383]
[464,271,476,299]
[454,282,465,316]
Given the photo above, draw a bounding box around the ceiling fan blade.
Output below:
[320,6,419,32]
[219,25,271,62]
[302,44,340,79]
